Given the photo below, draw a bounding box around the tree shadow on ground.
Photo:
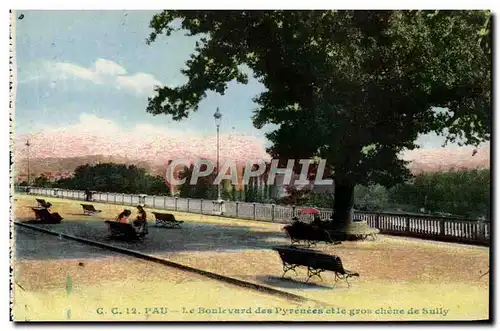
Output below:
[14,217,292,260]
[14,226,122,260]
[256,275,335,290]
[64,212,98,217]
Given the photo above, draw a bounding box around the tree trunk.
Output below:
[332,182,355,229]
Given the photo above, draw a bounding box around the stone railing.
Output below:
[16,186,490,246]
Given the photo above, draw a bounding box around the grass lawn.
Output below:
[12,194,490,321]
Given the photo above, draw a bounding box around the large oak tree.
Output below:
[145,10,491,227]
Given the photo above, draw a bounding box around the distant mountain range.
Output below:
[13,155,164,180]
[12,128,269,168]
[11,130,490,182]
[402,144,490,174]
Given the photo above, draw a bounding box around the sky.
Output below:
[14,10,270,141]
[13,9,481,157]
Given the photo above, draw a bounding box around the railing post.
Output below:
[253,203,256,219]
[201,199,203,213]
[271,204,275,222]
[405,215,410,232]
[477,220,485,241]
[220,200,225,215]
[439,219,446,236]
[236,202,239,217]
[187,198,190,211]
[292,205,296,218]
[375,213,380,229]
[174,197,178,211]
[153,196,156,208]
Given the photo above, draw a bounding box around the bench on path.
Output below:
[104,221,144,241]
[35,198,52,209]
[152,212,184,228]
[272,246,359,286]
[284,222,342,247]
[31,207,63,224]
[81,204,102,216]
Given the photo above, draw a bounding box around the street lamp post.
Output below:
[25,139,31,186]
[214,107,222,201]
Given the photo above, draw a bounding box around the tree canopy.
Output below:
[146,10,491,225]
[389,168,490,219]
[54,163,171,195]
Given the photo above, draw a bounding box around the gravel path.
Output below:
[12,195,490,321]
[12,227,302,322]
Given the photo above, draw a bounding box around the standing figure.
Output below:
[133,205,148,237]
[84,190,92,202]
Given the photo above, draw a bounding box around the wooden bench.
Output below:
[36,198,52,209]
[272,246,359,286]
[81,204,102,216]
[31,207,63,224]
[104,221,143,241]
[284,223,342,248]
[152,212,184,228]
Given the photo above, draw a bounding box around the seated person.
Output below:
[312,214,322,226]
[50,212,63,222]
[133,205,148,236]
[116,209,132,223]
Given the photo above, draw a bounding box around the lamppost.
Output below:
[25,139,31,186]
[214,107,222,201]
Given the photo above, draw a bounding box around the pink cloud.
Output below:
[13,114,270,166]
[13,114,490,173]
[401,143,490,173]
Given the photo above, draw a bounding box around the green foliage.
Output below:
[147,175,173,195]
[231,183,237,201]
[53,163,170,195]
[34,174,53,188]
[244,178,257,202]
[54,177,75,189]
[234,188,244,201]
[389,168,490,218]
[277,185,389,210]
[176,163,217,199]
[221,179,234,200]
[353,185,389,211]
[275,167,490,219]
[240,177,277,203]
[280,185,312,206]
[305,191,334,209]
